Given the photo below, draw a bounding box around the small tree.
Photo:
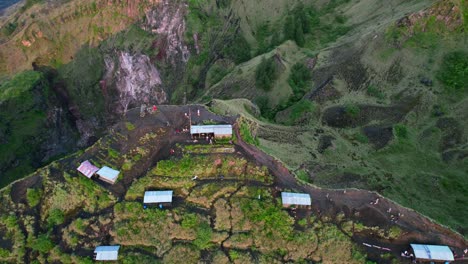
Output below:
[255,57,277,91]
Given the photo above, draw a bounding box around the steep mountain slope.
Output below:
[0,0,467,262]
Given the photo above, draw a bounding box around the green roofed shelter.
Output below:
[410,244,454,263]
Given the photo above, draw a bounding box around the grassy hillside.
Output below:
[0,0,155,78]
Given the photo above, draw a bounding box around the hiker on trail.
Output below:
[152,105,157,112]
[197,109,200,116]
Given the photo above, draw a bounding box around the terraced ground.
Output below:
[0,105,466,263]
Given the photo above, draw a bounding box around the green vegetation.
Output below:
[47,209,65,227]
[26,188,42,207]
[31,234,54,253]
[125,122,136,131]
[353,133,368,144]
[240,122,259,146]
[223,34,252,64]
[1,22,18,36]
[296,170,310,183]
[255,57,278,91]
[437,51,468,92]
[20,0,44,12]
[101,25,156,56]
[288,63,312,100]
[286,100,315,125]
[0,71,49,188]
[366,85,385,100]
[58,46,105,120]
[394,124,408,139]
[345,104,360,118]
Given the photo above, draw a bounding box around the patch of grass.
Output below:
[240,122,259,146]
[108,148,120,159]
[296,170,310,183]
[366,85,385,100]
[26,188,42,207]
[125,122,136,131]
[193,222,213,250]
[285,100,315,125]
[436,51,468,92]
[353,133,368,144]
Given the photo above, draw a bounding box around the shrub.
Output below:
[345,104,360,118]
[366,85,385,99]
[394,124,408,139]
[31,234,54,253]
[26,188,42,207]
[255,57,277,91]
[288,63,312,100]
[47,209,65,227]
[223,35,251,64]
[108,148,120,159]
[181,214,198,229]
[437,51,468,92]
[193,222,213,250]
[0,248,10,258]
[125,122,135,131]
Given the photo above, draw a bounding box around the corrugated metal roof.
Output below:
[281,192,311,205]
[144,191,173,203]
[190,125,232,135]
[77,160,99,178]
[96,166,120,182]
[410,244,454,261]
[94,245,120,261]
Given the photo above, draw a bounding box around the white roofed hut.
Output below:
[190,124,232,139]
[143,191,173,208]
[96,166,120,184]
[409,244,455,263]
[77,160,99,178]
[281,192,312,208]
[94,245,120,261]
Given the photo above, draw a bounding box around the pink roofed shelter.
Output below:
[77,160,99,178]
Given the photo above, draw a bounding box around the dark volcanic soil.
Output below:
[231,121,467,258]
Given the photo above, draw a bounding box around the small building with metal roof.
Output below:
[410,244,454,263]
[190,124,232,138]
[281,192,311,207]
[77,160,99,178]
[144,191,173,204]
[96,166,120,184]
[94,245,120,261]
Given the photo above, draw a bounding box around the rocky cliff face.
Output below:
[145,0,189,64]
[104,52,166,113]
